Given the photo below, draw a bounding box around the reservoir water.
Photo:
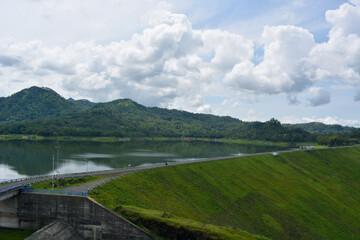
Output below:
[0,140,284,181]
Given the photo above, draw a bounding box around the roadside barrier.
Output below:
[21,188,88,196]
[0,183,23,194]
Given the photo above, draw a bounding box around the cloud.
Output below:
[0,55,21,67]
[307,87,331,107]
[243,109,264,122]
[0,9,253,107]
[224,25,315,95]
[287,94,300,105]
[305,1,360,87]
[224,1,360,102]
[0,0,360,113]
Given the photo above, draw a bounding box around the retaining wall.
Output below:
[18,192,154,240]
[0,194,20,228]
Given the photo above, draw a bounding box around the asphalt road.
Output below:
[2,146,356,194]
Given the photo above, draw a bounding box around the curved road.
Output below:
[2,146,355,194]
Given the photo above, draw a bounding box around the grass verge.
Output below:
[32,175,111,190]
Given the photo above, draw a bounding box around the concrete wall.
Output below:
[25,220,84,240]
[0,194,20,229]
[18,192,155,240]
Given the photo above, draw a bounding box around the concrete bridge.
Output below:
[0,167,158,239]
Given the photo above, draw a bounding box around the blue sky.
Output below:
[0,0,359,127]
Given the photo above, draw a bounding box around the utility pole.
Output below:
[52,154,55,191]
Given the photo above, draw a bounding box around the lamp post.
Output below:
[52,155,55,191]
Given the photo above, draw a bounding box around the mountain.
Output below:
[68,98,96,108]
[0,86,87,124]
[283,122,358,134]
[0,87,315,142]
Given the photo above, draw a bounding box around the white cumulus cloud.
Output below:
[305,1,360,86]
[224,25,315,96]
[0,9,254,111]
[0,0,359,115]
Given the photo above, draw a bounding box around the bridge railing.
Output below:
[21,188,88,196]
[0,183,23,194]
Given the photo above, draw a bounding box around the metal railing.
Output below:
[21,188,88,196]
[0,183,23,194]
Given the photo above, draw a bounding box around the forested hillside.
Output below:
[0,87,314,142]
[0,86,358,145]
[283,122,357,134]
[0,86,86,123]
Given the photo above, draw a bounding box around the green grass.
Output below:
[115,205,270,240]
[32,175,110,190]
[90,147,360,240]
[0,229,35,240]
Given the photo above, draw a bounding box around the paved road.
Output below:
[1,145,357,194]
[0,149,297,194]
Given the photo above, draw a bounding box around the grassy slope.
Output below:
[91,147,360,240]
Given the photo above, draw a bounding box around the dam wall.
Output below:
[0,192,154,240]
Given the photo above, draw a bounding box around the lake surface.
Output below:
[0,140,285,181]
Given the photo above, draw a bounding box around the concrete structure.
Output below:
[0,193,20,229]
[25,220,83,240]
[0,192,155,240]
[0,184,22,201]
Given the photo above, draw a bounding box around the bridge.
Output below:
[0,167,158,239]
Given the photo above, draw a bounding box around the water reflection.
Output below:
[49,159,113,175]
[124,151,176,157]
[0,163,27,180]
[71,153,118,159]
[0,140,285,180]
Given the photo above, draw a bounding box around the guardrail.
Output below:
[21,188,88,196]
[0,183,23,194]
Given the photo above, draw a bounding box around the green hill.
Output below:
[2,87,359,145]
[284,122,357,134]
[0,86,85,124]
[90,147,360,240]
[0,87,314,142]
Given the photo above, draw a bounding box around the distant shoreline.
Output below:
[0,134,305,147]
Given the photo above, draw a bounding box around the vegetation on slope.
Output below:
[283,122,357,134]
[316,129,360,146]
[91,147,360,240]
[0,86,85,124]
[1,86,360,146]
[0,87,314,141]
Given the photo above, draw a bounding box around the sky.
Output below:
[0,0,360,127]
